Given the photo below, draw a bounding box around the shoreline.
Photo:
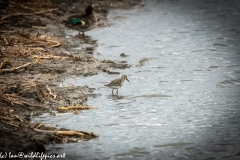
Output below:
[0,0,140,156]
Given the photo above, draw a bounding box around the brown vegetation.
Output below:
[0,0,139,155]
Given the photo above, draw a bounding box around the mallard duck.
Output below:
[104,75,130,95]
[64,4,97,35]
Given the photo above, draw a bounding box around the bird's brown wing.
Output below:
[105,78,121,86]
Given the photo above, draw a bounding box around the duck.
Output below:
[64,4,97,35]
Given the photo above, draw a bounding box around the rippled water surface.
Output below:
[36,0,240,159]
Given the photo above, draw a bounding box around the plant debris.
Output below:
[0,0,139,155]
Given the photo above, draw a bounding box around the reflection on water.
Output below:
[65,31,98,52]
[38,0,240,159]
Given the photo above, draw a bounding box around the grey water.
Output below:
[37,0,240,159]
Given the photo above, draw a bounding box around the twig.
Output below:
[58,105,98,111]
[0,9,58,23]
[3,37,9,45]
[31,55,68,60]
[14,115,24,122]
[0,59,12,70]
[33,128,85,137]
[46,85,56,99]
[35,123,43,129]
[32,26,46,30]
[0,116,12,121]
[0,30,17,33]
[1,120,19,128]
[48,41,61,48]
[0,62,32,73]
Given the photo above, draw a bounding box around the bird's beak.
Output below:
[126,78,130,82]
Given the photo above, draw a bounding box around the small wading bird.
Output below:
[63,4,97,36]
[104,75,130,95]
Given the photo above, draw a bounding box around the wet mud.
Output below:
[0,0,140,157]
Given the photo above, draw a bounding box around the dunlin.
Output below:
[104,75,130,95]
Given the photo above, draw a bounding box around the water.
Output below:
[37,0,240,159]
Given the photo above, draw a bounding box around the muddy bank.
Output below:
[0,0,140,157]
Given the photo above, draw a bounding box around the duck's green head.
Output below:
[70,18,85,25]
[71,19,82,24]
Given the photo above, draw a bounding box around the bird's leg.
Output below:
[116,89,118,95]
[112,89,114,95]
[76,31,83,38]
[83,32,85,36]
